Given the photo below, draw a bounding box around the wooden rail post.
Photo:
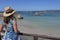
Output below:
[33,34,38,40]
[1,32,60,40]
[0,32,1,40]
[33,36,38,40]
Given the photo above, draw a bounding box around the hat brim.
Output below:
[3,11,15,17]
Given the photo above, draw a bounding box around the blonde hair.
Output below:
[4,15,15,24]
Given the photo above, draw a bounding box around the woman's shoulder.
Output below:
[0,20,5,25]
[10,19,17,24]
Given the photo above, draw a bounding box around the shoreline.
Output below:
[17,19,60,38]
[18,25,60,38]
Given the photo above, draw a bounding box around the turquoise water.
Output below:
[18,14,60,37]
[22,16,60,29]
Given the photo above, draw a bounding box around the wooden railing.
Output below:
[0,32,60,40]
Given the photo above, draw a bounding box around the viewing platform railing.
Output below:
[0,32,60,40]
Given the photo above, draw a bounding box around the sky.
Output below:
[0,0,60,11]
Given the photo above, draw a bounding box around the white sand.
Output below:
[17,20,60,38]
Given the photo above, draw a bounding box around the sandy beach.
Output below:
[18,22,60,40]
[17,19,60,37]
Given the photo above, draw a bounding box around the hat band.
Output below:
[6,10,14,13]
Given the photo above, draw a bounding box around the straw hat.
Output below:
[3,6,15,17]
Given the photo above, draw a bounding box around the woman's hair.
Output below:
[4,15,14,24]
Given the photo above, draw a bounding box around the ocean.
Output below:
[17,13,60,37]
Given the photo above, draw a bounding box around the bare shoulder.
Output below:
[13,19,17,24]
[12,19,17,26]
[0,20,3,26]
[0,24,2,26]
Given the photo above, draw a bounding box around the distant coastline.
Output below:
[0,10,60,16]
[0,10,60,13]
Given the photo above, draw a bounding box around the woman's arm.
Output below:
[0,24,3,32]
[13,21,18,33]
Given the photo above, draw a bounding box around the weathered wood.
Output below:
[1,32,60,40]
[33,36,38,40]
[19,32,60,40]
[0,33,1,40]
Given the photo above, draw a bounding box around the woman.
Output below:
[0,6,18,40]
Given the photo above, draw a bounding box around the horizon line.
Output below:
[0,10,60,11]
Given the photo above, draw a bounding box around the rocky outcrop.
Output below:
[14,14,23,19]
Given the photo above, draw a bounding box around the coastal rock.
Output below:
[14,14,23,19]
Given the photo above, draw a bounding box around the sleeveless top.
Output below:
[1,19,18,40]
